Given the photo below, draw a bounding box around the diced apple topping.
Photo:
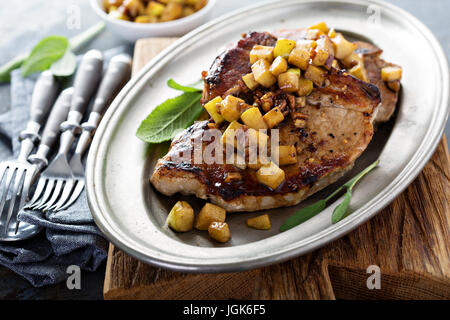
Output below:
[219,95,245,122]
[305,65,327,87]
[288,47,311,70]
[166,201,194,232]
[247,214,271,230]
[278,71,300,93]
[273,39,297,58]
[328,28,336,38]
[250,45,274,64]
[270,56,288,76]
[204,96,224,124]
[297,78,314,96]
[349,63,368,82]
[241,107,268,130]
[332,34,357,59]
[263,107,285,128]
[308,21,330,33]
[252,59,277,88]
[381,66,402,82]
[256,162,285,190]
[242,73,259,90]
[387,80,401,92]
[195,203,226,230]
[220,120,243,146]
[224,172,242,183]
[274,145,298,166]
[208,222,231,243]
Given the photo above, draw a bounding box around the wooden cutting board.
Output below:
[103,38,450,300]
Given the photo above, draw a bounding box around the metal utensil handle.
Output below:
[70,49,103,114]
[28,88,73,169]
[73,54,132,158]
[29,70,59,125]
[41,88,73,147]
[91,53,132,115]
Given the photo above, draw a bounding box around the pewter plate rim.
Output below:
[86,0,449,272]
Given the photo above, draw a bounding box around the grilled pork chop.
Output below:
[151,30,397,212]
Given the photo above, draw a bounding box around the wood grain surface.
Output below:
[103,38,450,300]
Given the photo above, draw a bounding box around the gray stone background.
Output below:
[0,0,448,299]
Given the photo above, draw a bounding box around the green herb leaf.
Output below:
[280,200,327,232]
[331,159,380,224]
[136,92,203,143]
[21,36,69,77]
[50,49,76,77]
[331,189,352,224]
[280,160,380,231]
[167,78,203,92]
[0,22,104,83]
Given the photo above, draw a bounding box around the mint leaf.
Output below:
[21,36,69,77]
[136,92,203,143]
[50,49,76,77]
[167,78,203,92]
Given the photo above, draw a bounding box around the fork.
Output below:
[1,88,73,240]
[0,71,59,239]
[25,50,104,211]
[51,53,132,211]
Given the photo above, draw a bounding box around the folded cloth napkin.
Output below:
[0,46,129,287]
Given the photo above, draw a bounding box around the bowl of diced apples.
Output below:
[90,0,216,42]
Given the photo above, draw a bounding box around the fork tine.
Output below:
[49,180,74,211]
[3,168,26,232]
[0,167,15,220]
[41,180,64,211]
[25,177,47,209]
[34,179,56,210]
[57,180,85,212]
[13,169,36,234]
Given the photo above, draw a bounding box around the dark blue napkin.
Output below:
[0,47,128,287]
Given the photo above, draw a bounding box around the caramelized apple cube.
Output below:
[208,222,231,243]
[387,80,401,92]
[166,201,194,232]
[220,95,244,122]
[305,65,327,87]
[269,56,288,76]
[252,59,277,88]
[288,46,311,70]
[308,22,330,33]
[349,63,369,82]
[160,2,183,22]
[274,145,297,165]
[220,120,243,146]
[278,71,299,93]
[249,45,274,64]
[256,162,285,190]
[241,107,268,130]
[328,28,336,38]
[273,39,297,58]
[195,203,226,230]
[242,73,259,90]
[381,66,402,81]
[247,214,271,230]
[297,78,314,96]
[263,107,285,128]
[204,96,224,124]
[332,34,357,59]
[146,1,165,16]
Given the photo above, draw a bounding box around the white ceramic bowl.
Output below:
[90,0,216,42]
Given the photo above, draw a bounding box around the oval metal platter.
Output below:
[86,0,449,272]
